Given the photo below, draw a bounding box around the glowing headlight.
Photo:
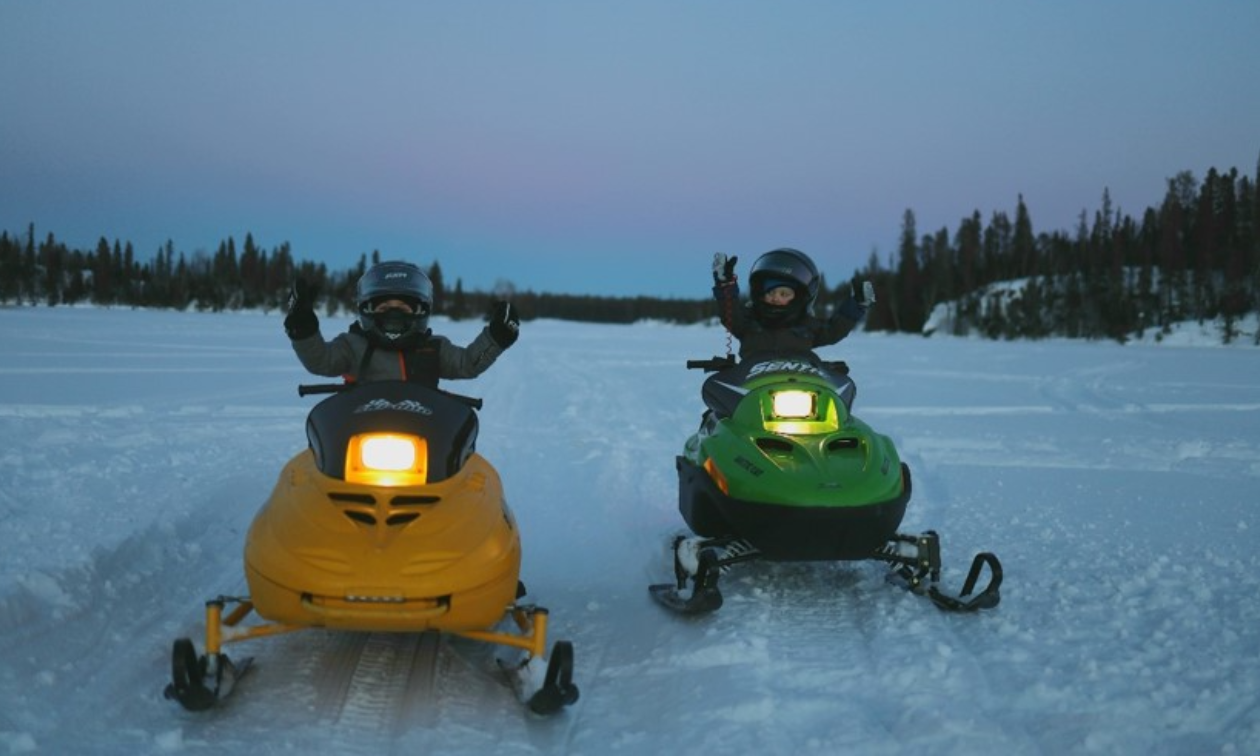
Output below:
[361,435,416,470]
[345,433,428,486]
[771,390,816,419]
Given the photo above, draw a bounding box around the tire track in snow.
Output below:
[311,631,442,754]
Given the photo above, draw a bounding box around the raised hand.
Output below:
[838,280,874,322]
[712,253,738,285]
[489,300,520,348]
[284,278,319,339]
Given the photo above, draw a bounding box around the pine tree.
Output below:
[427,261,445,310]
[92,237,113,304]
[40,232,62,306]
[450,278,468,320]
[1013,195,1036,279]
[891,208,919,331]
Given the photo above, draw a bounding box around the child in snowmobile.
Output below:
[283,260,519,385]
[711,248,874,361]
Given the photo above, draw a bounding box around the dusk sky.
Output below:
[3,1,1257,298]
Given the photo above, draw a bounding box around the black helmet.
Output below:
[355,261,434,343]
[748,248,819,325]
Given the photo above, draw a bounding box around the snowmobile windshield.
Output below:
[305,381,479,484]
[701,356,853,419]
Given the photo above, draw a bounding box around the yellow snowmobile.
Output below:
[164,380,578,715]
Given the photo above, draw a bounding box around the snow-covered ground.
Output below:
[2,306,1259,755]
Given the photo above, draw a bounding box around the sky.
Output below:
[2,1,1258,298]
[2,308,1259,753]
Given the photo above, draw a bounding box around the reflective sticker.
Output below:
[747,360,826,379]
[354,398,434,415]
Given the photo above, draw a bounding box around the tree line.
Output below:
[2,154,1257,344]
[0,227,715,324]
[858,157,1260,344]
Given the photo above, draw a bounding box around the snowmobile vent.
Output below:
[827,438,860,452]
[391,495,441,506]
[337,508,421,527]
[326,492,439,527]
[386,513,420,526]
[755,437,795,455]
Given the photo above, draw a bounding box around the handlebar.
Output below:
[296,382,484,410]
[684,356,850,376]
[297,383,347,396]
[686,356,738,372]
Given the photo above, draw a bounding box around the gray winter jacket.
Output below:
[291,324,506,385]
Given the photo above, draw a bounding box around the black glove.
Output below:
[284,278,319,340]
[837,281,875,321]
[488,300,520,348]
[712,253,738,285]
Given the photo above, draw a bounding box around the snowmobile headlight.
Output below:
[763,390,838,435]
[345,433,428,487]
[771,390,815,419]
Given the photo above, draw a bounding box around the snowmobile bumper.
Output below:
[677,456,911,560]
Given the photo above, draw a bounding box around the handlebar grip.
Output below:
[686,356,738,372]
[298,383,349,396]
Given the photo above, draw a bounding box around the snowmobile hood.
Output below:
[688,356,901,510]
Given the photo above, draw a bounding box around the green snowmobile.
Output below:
[649,355,1001,614]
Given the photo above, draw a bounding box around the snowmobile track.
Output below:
[313,631,442,751]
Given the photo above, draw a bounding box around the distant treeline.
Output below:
[860,158,1260,345]
[0,230,719,324]
[3,154,1258,344]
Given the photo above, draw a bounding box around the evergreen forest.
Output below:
[3,157,1257,345]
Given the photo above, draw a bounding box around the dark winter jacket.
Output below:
[713,282,861,360]
[290,323,505,386]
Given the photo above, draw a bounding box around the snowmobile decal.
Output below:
[353,398,434,415]
[747,360,826,379]
[712,380,750,396]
